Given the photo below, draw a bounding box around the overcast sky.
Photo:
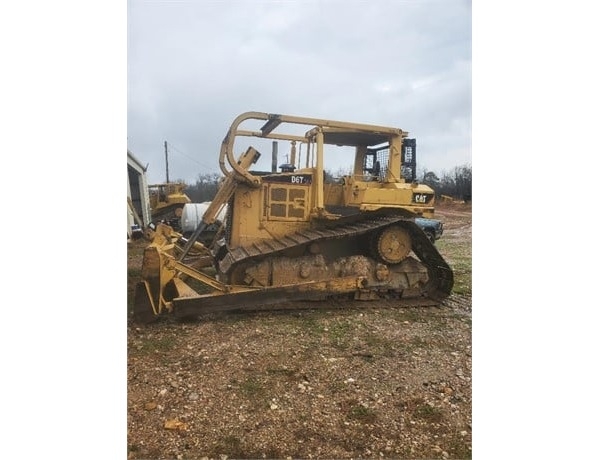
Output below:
[128,0,471,185]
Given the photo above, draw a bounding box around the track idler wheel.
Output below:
[374,225,412,264]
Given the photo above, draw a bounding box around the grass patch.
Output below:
[239,377,264,398]
[266,367,296,378]
[214,434,245,458]
[427,314,451,332]
[414,403,444,423]
[406,335,429,351]
[294,313,326,336]
[451,259,472,295]
[437,239,472,296]
[446,432,472,459]
[397,308,426,323]
[363,332,396,357]
[136,335,177,353]
[328,320,352,349]
[347,404,378,423]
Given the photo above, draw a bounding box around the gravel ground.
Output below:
[127,203,472,460]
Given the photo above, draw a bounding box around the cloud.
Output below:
[128,0,471,184]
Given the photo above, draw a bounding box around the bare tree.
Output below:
[432,164,472,202]
[185,173,222,202]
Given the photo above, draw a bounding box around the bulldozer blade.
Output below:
[172,286,331,318]
[171,277,365,318]
[170,276,437,319]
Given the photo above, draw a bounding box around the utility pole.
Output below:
[164,141,170,183]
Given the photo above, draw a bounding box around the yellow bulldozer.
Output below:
[133,111,453,322]
[148,181,191,227]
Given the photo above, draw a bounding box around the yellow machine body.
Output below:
[148,182,191,223]
[133,112,453,322]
